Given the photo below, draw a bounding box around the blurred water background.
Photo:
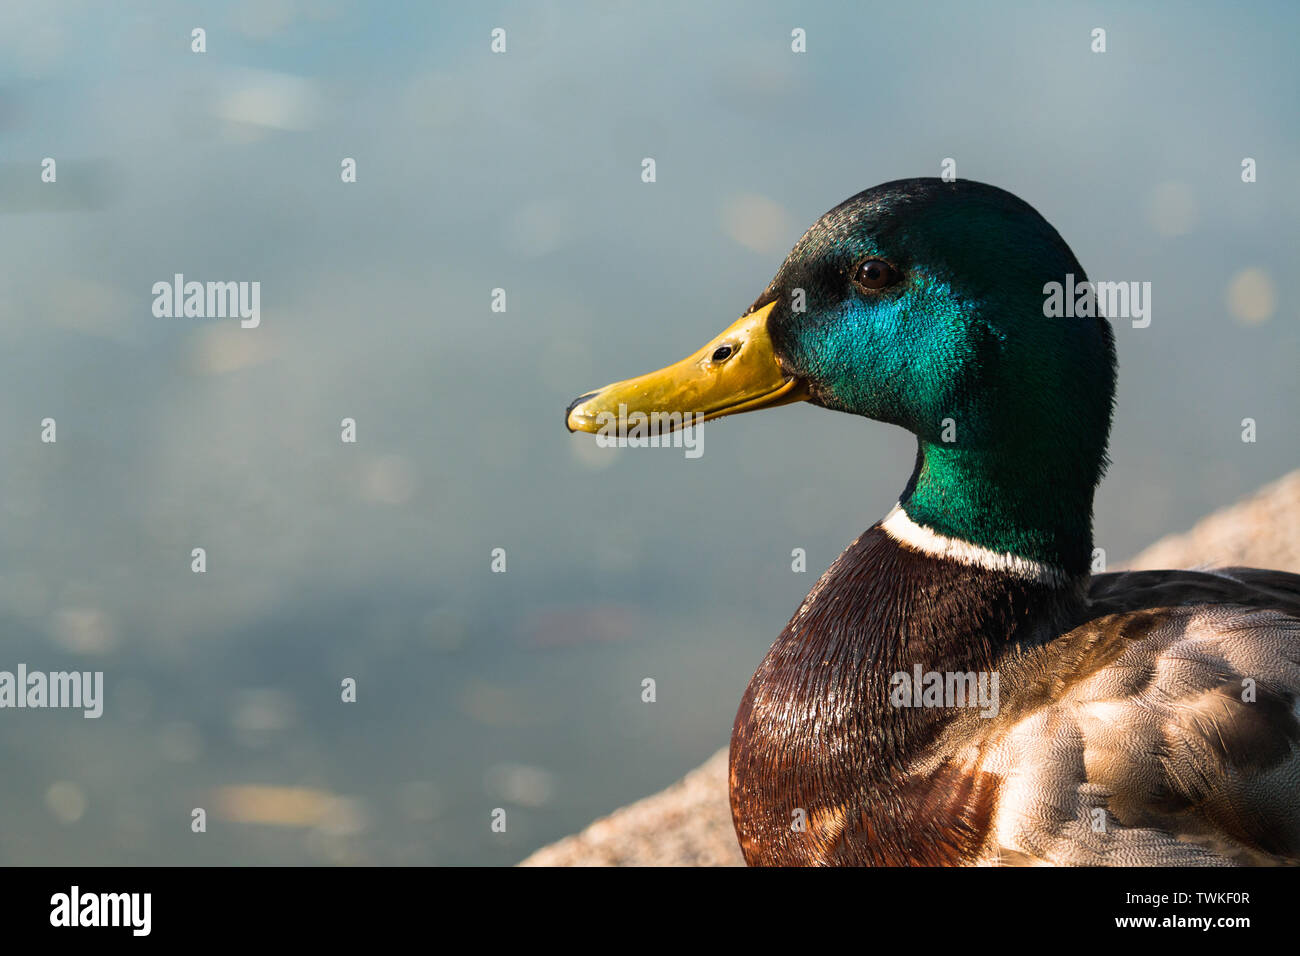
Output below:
[0,0,1296,864]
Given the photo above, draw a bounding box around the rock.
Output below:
[519,469,1300,867]
[520,749,740,867]
[1123,471,1300,574]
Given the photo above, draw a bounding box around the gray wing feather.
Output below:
[984,599,1300,865]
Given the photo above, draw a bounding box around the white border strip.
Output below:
[880,504,1073,586]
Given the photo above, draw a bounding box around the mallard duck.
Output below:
[565,179,1300,866]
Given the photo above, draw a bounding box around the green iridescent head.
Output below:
[567,178,1117,575]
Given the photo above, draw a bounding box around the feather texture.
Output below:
[730,528,1300,865]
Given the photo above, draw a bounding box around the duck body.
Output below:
[730,513,1300,865]
[566,178,1300,866]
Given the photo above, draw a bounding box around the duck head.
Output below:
[566,178,1116,577]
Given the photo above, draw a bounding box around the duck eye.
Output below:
[711,344,736,362]
[854,259,898,292]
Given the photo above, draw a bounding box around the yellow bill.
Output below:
[565,302,808,435]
